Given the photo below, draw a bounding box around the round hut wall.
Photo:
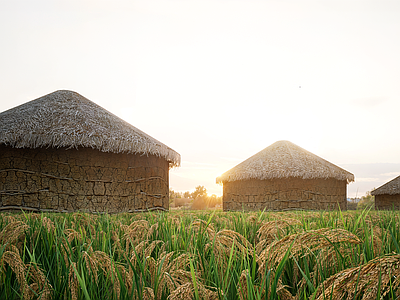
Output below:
[0,144,169,213]
[375,195,400,210]
[222,177,347,211]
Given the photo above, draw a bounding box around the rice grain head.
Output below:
[93,251,121,298]
[82,250,99,283]
[25,263,53,300]
[2,215,16,223]
[117,264,133,292]
[0,251,28,298]
[167,282,220,300]
[68,262,79,300]
[142,287,155,300]
[315,254,400,300]
[257,219,302,244]
[258,228,362,276]
[167,282,193,300]
[64,228,82,244]
[41,217,56,234]
[237,269,250,300]
[147,223,159,240]
[206,229,253,261]
[123,220,150,252]
[191,219,216,237]
[0,221,29,248]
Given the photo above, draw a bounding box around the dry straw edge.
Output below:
[371,175,400,195]
[216,140,354,184]
[0,90,181,168]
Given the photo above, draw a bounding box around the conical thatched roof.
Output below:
[216,140,354,184]
[0,90,180,167]
[371,175,400,195]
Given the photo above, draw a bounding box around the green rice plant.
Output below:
[1,209,400,299]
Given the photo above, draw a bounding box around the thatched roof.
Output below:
[371,175,400,195]
[0,90,180,167]
[216,140,354,184]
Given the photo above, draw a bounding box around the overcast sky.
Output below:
[1,0,400,198]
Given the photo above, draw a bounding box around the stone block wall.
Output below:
[222,177,347,211]
[0,145,169,213]
[375,194,400,210]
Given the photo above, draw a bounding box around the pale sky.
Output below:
[1,0,400,198]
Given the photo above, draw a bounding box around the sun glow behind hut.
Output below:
[216,140,354,211]
[0,90,180,212]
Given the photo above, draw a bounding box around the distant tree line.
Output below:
[171,188,374,211]
[357,191,375,210]
[169,186,222,209]
[347,191,375,210]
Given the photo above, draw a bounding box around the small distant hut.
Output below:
[216,140,354,211]
[371,175,400,210]
[0,90,180,213]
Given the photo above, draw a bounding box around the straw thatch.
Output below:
[0,90,180,168]
[0,90,178,212]
[371,175,400,210]
[218,141,354,211]
[216,140,354,184]
[371,175,400,196]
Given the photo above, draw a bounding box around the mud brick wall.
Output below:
[0,145,169,213]
[375,194,400,210]
[222,177,347,211]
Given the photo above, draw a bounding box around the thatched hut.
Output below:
[371,175,400,210]
[216,140,354,211]
[0,90,180,213]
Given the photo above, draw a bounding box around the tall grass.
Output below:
[0,209,400,299]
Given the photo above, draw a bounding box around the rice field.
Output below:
[1,208,400,299]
